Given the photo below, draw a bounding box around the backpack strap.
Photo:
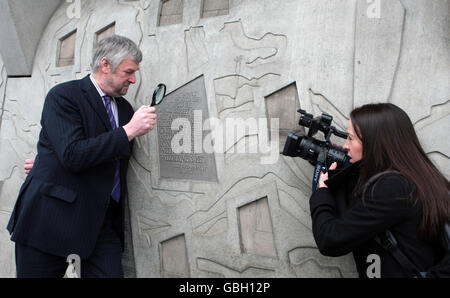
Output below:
[363,171,424,277]
[441,220,450,253]
[374,230,425,278]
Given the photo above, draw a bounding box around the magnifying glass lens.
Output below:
[152,84,167,106]
[155,88,164,104]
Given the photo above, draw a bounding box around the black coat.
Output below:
[309,162,441,278]
[7,75,134,259]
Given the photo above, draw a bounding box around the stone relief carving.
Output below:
[197,257,275,278]
[214,73,280,118]
[415,100,450,179]
[0,0,447,278]
[288,247,356,278]
[185,26,209,72]
[138,214,172,248]
[219,20,287,70]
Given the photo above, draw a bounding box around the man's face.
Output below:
[105,57,139,97]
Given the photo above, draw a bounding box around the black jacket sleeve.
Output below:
[310,175,414,257]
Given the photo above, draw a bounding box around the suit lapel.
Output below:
[80,75,112,131]
[115,97,130,127]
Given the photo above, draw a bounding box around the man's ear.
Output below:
[99,58,111,74]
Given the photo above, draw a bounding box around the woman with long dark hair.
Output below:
[310,103,449,278]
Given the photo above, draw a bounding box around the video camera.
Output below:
[282,109,349,191]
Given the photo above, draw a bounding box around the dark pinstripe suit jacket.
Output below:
[7,75,134,259]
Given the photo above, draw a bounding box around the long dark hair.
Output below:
[351,103,449,240]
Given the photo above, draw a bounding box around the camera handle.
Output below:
[312,149,328,192]
[325,126,348,143]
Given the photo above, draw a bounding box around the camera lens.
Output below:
[299,137,322,165]
[327,147,349,166]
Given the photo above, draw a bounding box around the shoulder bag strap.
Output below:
[374,231,423,277]
[364,171,423,277]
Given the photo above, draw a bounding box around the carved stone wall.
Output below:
[0,0,448,278]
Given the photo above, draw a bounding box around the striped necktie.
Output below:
[104,96,121,202]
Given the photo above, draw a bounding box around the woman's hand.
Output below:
[318,162,337,188]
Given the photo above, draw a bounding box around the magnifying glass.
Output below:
[151,84,167,106]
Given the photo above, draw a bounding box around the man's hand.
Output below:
[24,158,35,175]
[123,106,157,141]
[318,162,337,189]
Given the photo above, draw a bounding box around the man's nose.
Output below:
[129,73,136,84]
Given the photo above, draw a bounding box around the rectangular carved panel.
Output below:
[96,23,116,46]
[57,30,76,67]
[161,234,190,277]
[238,197,277,257]
[157,75,218,182]
[159,0,184,26]
[265,82,300,137]
[202,0,229,18]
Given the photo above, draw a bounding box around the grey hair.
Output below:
[91,35,142,72]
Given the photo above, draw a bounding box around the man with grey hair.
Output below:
[7,35,156,277]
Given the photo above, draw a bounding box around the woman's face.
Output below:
[343,119,363,163]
